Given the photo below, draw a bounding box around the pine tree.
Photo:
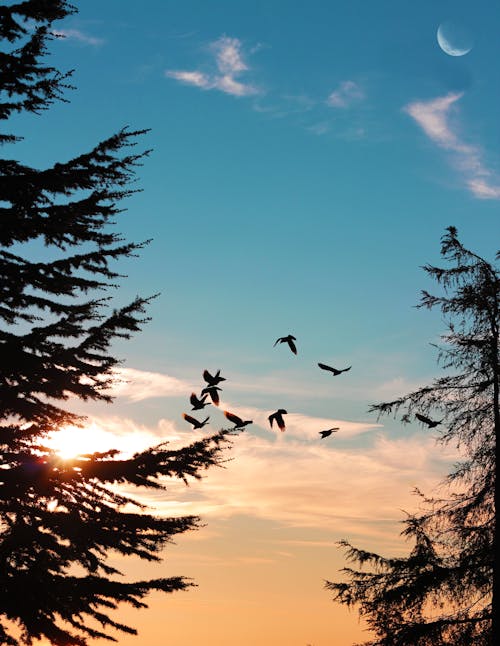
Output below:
[326,227,498,645]
[0,3,234,644]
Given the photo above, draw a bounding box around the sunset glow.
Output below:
[3,0,498,643]
[46,423,151,460]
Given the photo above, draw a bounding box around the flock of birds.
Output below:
[182,334,351,438]
[182,334,443,437]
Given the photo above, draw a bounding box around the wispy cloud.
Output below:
[404,92,500,199]
[116,421,458,548]
[307,122,330,136]
[51,28,104,47]
[109,367,193,401]
[166,70,211,89]
[327,81,364,108]
[213,402,380,440]
[166,35,259,97]
[47,386,459,550]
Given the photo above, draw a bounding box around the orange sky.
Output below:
[44,376,458,645]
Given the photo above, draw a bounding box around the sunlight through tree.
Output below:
[0,2,235,644]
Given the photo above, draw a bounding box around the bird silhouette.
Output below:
[268,409,287,432]
[224,411,253,429]
[203,369,226,386]
[318,362,351,376]
[319,427,339,439]
[182,413,209,429]
[190,392,210,410]
[274,335,297,355]
[415,413,442,428]
[201,385,222,406]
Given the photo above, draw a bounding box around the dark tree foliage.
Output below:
[326,227,499,646]
[0,3,234,644]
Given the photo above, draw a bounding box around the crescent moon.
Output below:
[437,23,472,57]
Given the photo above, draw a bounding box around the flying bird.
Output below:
[268,409,287,432]
[274,335,297,355]
[201,385,222,406]
[415,413,442,428]
[224,411,253,429]
[318,362,351,376]
[319,427,339,439]
[190,392,210,410]
[203,369,226,386]
[182,413,209,429]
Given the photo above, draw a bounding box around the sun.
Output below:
[47,423,121,460]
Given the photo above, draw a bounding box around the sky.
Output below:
[8,1,500,644]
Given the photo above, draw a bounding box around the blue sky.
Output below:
[10,1,500,643]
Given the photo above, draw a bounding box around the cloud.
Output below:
[126,426,459,550]
[47,377,460,550]
[213,402,380,440]
[307,122,330,136]
[109,367,193,401]
[466,178,500,199]
[404,93,500,199]
[61,364,459,547]
[212,36,248,75]
[166,35,259,97]
[327,81,364,108]
[51,28,104,46]
[166,70,211,89]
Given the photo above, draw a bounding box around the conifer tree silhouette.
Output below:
[326,227,498,645]
[0,3,233,644]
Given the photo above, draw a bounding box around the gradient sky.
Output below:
[10,1,500,644]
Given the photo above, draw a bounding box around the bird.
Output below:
[182,413,209,429]
[203,369,226,386]
[201,385,222,406]
[318,362,351,376]
[319,427,339,439]
[274,335,297,355]
[224,411,253,429]
[415,413,442,428]
[190,392,210,410]
[268,409,287,432]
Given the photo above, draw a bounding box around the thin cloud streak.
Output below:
[327,80,364,108]
[51,28,104,46]
[60,408,458,548]
[106,365,427,410]
[166,35,259,97]
[404,92,500,199]
[109,367,193,401]
[131,428,459,549]
[215,401,380,440]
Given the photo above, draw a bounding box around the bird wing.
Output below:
[318,363,333,372]
[268,413,275,427]
[203,369,213,384]
[276,414,286,431]
[319,430,332,438]
[182,413,198,426]
[190,393,199,406]
[213,370,225,383]
[416,413,432,425]
[342,366,352,373]
[209,389,220,405]
[288,338,297,354]
[273,337,283,347]
[224,411,243,426]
